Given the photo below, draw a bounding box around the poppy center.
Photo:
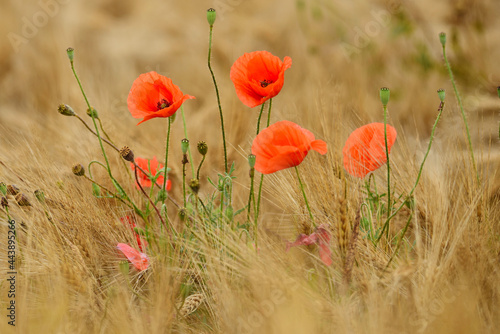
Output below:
[259,79,273,88]
[156,99,171,110]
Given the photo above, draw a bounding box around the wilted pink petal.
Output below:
[286,233,319,252]
[117,243,149,271]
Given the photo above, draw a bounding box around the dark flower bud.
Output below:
[72,164,85,176]
[0,182,7,195]
[189,179,200,195]
[15,193,31,206]
[120,146,135,162]
[7,184,20,196]
[379,87,390,106]
[86,107,99,119]
[181,139,189,154]
[207,8,216,26]
[197,141,208,156]
[1,196,8,209]
[437,89,445,102]
[439,32,446,47]
[58,104,75,116]
[66,47,74,62]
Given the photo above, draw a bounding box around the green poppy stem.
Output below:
[207,24,228,173]
[181,105,195,179]
[383,104,392,222]
[162,118,172,212]
[295,166,315,227]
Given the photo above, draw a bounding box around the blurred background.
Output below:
[0,0,499,200]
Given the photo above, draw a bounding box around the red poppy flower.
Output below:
[286,224,332,266]
[230,51,292,108]
[130,156,172,189]
[117,243,149,271]
[251,120,327,174]
[343,122,397,178]
[127,71,195,125]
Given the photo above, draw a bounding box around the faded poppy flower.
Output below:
[130,156,172,189]
[251,120,327,174]
[127,71,195,125]
[343,122,397,178]
[230,51,292,108]
[120,216,147,252]
[286,224,332,266]
[117,243,149,271]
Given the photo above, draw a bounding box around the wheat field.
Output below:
[1,0,500,333]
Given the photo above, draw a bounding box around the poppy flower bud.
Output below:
[179,207,187,221]
[197,141,208,156]
[189,179,200,195]
[1,196,8,209]
[87,107,99,119]
[181,139,190,154]
[207,8,216,26]
[0,182,7,195]
[15,193,31,206]
[34,189,46,203]
[120,146,135,162]
[58,104,75,116]
[72,164,85,176]
[119,260,130,276]
[437,89,445,102]
[66,47,74,62]
[7,185,20,196]
[379,87,390,106]
[439,32,446,47]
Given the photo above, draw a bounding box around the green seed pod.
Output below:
[379,87,390,106]
[248,154,256,169]
[439,32,446,47]
[207,8,216,26]
[181,139,189,154]
[179,207,187,222]
[34,189,46,203]
[58,104,75,116]
[197,141,208,156]
[66,47,74,62]
[86,107,99,119]
[189,179,200,195]
[437,89,445,102]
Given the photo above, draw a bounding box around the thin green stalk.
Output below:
[197,155,206,180]
[247,169,255,223]
[83,175,132,209]
[256,103,266,135]
[377,101,446,243]
[384,212,413,270]
[254,100,273,225]
[182,157,187,207]
[181,105,195,178]
[295,166,315,227]
[383,104,392,220]
[441,44,479,185]
[162,118,172,207]
[207,24,228,173]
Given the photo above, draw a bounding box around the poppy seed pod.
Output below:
[1,196,8,208]
[189,179,200,195]
[87,107,99,119]
[179,207,187,221]
[379,87,390,106]
[0,182,7,195]
[437,89,445,102]
[120,146,135,162]
[7,184,20,196]
[439,32,446,46]
[181,139,189,154]
[197,141,208,156]
[66,47,74,62]
[247,154,256,169]
[72,164,85,176]
[58,104,75,116]
[207,8,216,26]
[15,193,31,206]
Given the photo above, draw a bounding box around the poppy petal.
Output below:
[117,243,149,271]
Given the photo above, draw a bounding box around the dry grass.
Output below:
[1,0,500,333]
